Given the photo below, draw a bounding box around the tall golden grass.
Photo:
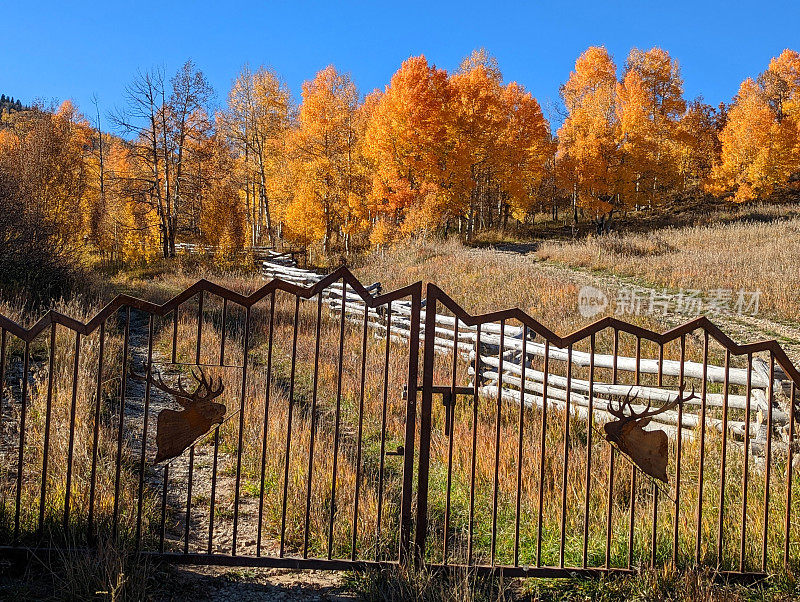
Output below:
[1,239,799,589]
[536,212,800,323]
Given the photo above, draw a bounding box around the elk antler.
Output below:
[608,384,697,424]
[603,384,698,483]
[130,368,224,407]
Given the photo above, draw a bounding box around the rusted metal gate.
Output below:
[416,283,800,578]
[0,269,420,571]
[1,268,800,579]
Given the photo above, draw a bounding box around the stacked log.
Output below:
[260,260,790,445]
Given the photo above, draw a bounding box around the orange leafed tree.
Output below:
[711,50,800,202]
[222,65,291,246]
[283,65,369,251]
[363,55,456,236]
[617,47,686,208]
[557,46,620,221]
[449,50,551,233]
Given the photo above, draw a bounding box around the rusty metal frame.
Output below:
[0,267,421,569]
[416,282,800,577]
[2,271,800,579]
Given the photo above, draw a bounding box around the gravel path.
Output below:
[123,310,357,600]
[479,246,800,366]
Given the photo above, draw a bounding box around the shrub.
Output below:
[0,173,80,304]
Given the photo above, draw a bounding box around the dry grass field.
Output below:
[2,219,800,600]
[535,206,800,324]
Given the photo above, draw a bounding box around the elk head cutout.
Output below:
[131,368,225,463]
[603,385,697,483]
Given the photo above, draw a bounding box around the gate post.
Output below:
[411,284,438,564]
[399,282,423,565]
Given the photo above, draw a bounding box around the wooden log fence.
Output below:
[175,243,306,266]
[261,260,791,445]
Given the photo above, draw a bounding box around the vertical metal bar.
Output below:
[0,329,6,431]
[303,294,323,559]
[328,283,347,560]
[184,446,194,554]
[208,427,219,554]
[695,332,709,565]
[14,340,30,542]
[673,334,686,565]
[87,322,105,541]
[196,290,204,364]
[785,382,796,567]
[613,329,635,570]
[717,349,731,566]
[414,286,436,563]
[559,344,573,568]
[514,324,528,567]
[399,287,420,564]
[38,323,57,536]
[171,307,178,364]
[219,298,228,366]
[231,305,252,555]
[650,341,662,568]
[605,447,615,569]
[536,340,550,567]
[468,324,481,565]
[375,302,392,562]
[584,333,595,568]
[350,306,370,561]
[279,297,300,557]
[135,316,154,548]
[762,354,775,571]
[112,307,131,541]
[63,331,81,532]
[628,466,636,570]
[443,319,459,564]
[650,484,659,568]
[257,292,276,557]
[491,320,505,566]
[160,465,168,554]
[739,352,753,572]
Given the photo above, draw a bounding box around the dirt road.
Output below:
[482,246,800,366]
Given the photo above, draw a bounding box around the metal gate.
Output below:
[416,283,800,578]
[0,268,420,570]
[1,269,800,579]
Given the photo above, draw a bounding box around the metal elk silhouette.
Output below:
[603,385,697,483]
[131,368,226,463]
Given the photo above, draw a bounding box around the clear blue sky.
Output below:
[3,1,799,129]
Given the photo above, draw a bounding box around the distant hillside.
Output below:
[0,94,26,114]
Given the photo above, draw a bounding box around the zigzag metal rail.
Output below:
[2,269,799,389]
[0,267,421,341]
[425,283,800,394]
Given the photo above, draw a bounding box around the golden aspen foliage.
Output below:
[0,100,93,244]
[711,76,798,202]
[675,99,721,188]
[197,127,247,256]
[711,50,800,202]
[493,82,552,221]
[104,139,161,261]
[617,47,686,207]
[221,65,291,245]
[4,46,799,266]
[363,55,454,235]
[283,66,368,252]
[557,46,620,218]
